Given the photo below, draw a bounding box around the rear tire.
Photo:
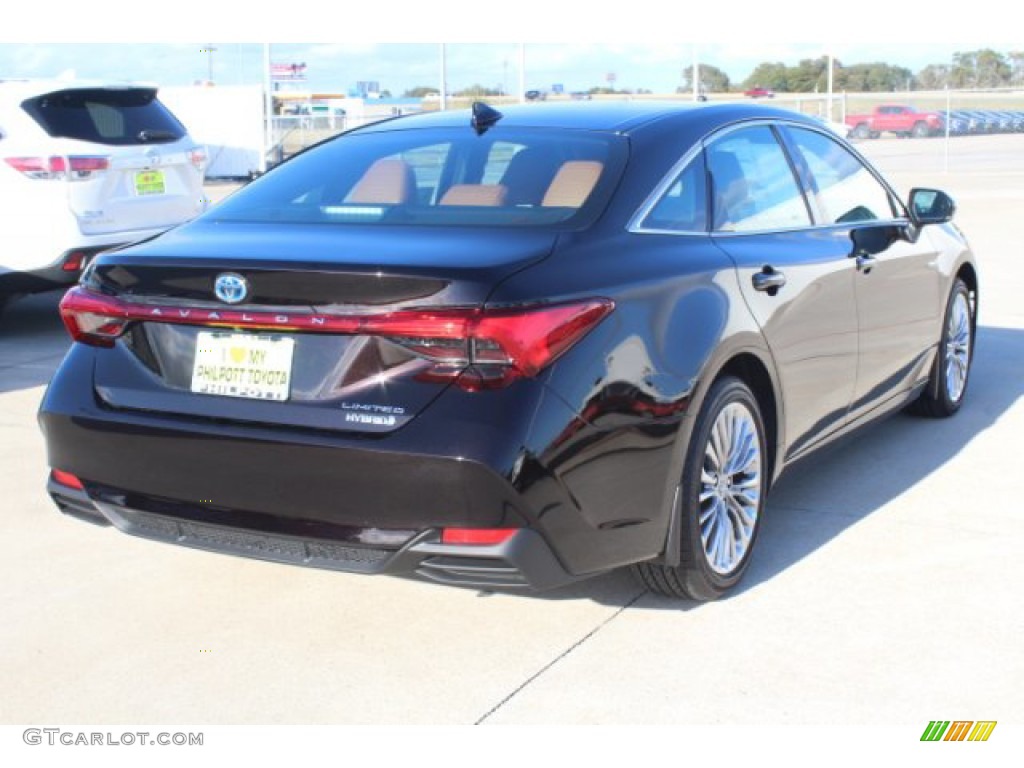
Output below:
[907,278,974,418]
[912,121,930,138]
[635,377,767,600]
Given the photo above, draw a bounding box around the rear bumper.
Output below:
[38,342,597,590]
[47,477,580,590]
[0,245,122,296]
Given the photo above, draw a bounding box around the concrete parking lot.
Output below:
[1,134,1022,727]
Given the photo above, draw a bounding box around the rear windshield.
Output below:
[209,126,628,229]
[21,88,186,146]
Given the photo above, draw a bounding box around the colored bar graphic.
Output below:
[921,720,997,742]
[944,721,973,741]
[968,722,997,742]
[921,721,950,741]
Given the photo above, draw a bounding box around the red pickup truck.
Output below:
[845,105,944,139]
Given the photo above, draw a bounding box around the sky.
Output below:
[0,1,1016,96]
[0,42,1008,96]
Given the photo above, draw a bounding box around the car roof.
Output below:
[351,100,821,136]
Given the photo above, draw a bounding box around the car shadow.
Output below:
[528,324,1024,608]
[0,291,70,395]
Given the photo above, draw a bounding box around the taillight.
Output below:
[189,147,207,173]
[58,287,614,387]
[67,155,109,179]
[4,155,108,180]
[59,288,132,348]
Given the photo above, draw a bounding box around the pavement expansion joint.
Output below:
[473,588,648,724]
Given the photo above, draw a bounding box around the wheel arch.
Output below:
[716,353,780,486]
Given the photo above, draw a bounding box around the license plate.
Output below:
[191,332,294,401]
[134,170,165,196]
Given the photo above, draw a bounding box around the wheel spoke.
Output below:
[698,400,763,576]
[944,292,971,403]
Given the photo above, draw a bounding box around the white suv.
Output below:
[0,80,207,313]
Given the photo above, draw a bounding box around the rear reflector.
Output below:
[51,469,85,490]
[441,528,518,546]
[62,251,86,272]
[58,286,614,385]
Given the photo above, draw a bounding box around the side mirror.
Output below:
[908,188,955,225]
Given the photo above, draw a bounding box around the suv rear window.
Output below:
[21,88,186,146]
[209,127,628,229]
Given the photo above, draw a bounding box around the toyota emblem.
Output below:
[213,273,249,304]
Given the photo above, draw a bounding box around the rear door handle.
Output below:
[752,267,786,293]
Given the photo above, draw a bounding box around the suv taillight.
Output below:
[189,147,207,173]
[5,155,109,180]
[58,287,614,390]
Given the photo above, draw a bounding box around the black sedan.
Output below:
[39,101,978,600]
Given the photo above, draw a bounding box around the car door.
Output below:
[779,125,942,423]
[706,124,859,460]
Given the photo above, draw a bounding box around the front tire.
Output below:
[908,278,974,417]
[635,377,767,600]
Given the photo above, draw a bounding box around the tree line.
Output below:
[399,48,1024,99]
[689,49,1024,93]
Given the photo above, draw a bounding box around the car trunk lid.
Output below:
[78,222,561,434]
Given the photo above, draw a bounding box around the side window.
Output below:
[707,126,811,232]
[786,127,897,224]
[641,152,708,232]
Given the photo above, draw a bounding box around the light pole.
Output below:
[201,44,217,84]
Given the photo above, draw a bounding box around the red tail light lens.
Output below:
[4,155,108,180]
[58,287,613,386]
[67,155,109,179]
[189,147,207,173]
[441,528,518,545]
[51,469,85,490]
[59,289,132,348]
[5,156,64,179]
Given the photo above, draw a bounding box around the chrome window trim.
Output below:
[628,118,909,238]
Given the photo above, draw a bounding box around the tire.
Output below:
[853,123,871,140]
[907,278,974,418]
[635,377,767,600]
[912,121,930,138]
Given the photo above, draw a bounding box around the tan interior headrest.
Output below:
[439,184,508,206]
[542,161,603,208]
[346,158,414,204]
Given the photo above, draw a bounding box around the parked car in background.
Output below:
[845,104,944,139]
[41,102,977,601]
[0,80,207,315]
[744,86,775,98]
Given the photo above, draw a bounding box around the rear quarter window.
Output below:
[20,88,186,146]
